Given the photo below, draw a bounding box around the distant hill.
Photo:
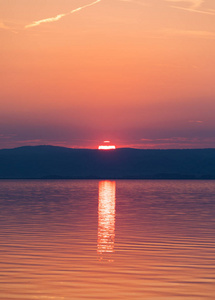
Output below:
[0,145,215,179]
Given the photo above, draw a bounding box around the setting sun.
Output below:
[98,145,116,150]
[98,141,116,150]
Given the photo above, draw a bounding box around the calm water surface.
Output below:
[0,180,215,300]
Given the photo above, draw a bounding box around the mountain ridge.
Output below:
[0,145,215,179]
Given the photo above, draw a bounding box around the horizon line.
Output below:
[1,144,215,151]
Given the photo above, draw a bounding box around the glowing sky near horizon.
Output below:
[0,0,215,149]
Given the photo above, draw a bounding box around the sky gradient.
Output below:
[0,0,215,149]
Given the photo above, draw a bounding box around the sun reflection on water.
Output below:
[97,181,116,257]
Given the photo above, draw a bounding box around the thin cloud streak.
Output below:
[0,22,9,30]
[139,136,215,149]
[165,0,215,15]
[0,21,18,33]
[165,0,204,9]
[162,28,215,38]
[25,13,67,29]
[118,0,147,6]
[25,0,102,29]
[170,5,215,15]
[189,120,204,123]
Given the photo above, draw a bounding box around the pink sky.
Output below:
[0,0,215,148]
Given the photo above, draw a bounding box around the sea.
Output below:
[0,180,215,300]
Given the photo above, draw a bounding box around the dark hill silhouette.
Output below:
[0,145,215,179]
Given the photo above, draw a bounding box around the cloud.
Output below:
[25,0,101,29]
[139,136,215,149]
[0,133,16,137]
[162,28,215,39]
[188,120,204,123]
[188,0,204,9]
[165,0,215,15]
[165,0,204,9]
[118,0,147,6]
[25,13,67,29]
[0,22,10,30]
[170,5,215,15]
[0,22,19,34]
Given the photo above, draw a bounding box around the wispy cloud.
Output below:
[25,13,67,29]
[0,21,10,30]
[188,120,204,123]
[25,0,101,29]
[165,0,204,9]
[139,136,215,149]
[118,0,147,6]
[170,5,215,15]
[165,0,215,15]
[188,0,204,9]
[0,133,17,139]
[162,28,215,39]
[0,21,18,33]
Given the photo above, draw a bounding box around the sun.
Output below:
[98,141,116,150]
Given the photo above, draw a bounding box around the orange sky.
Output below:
[0,0,215,148]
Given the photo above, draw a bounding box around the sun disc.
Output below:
[98,145,116,150]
